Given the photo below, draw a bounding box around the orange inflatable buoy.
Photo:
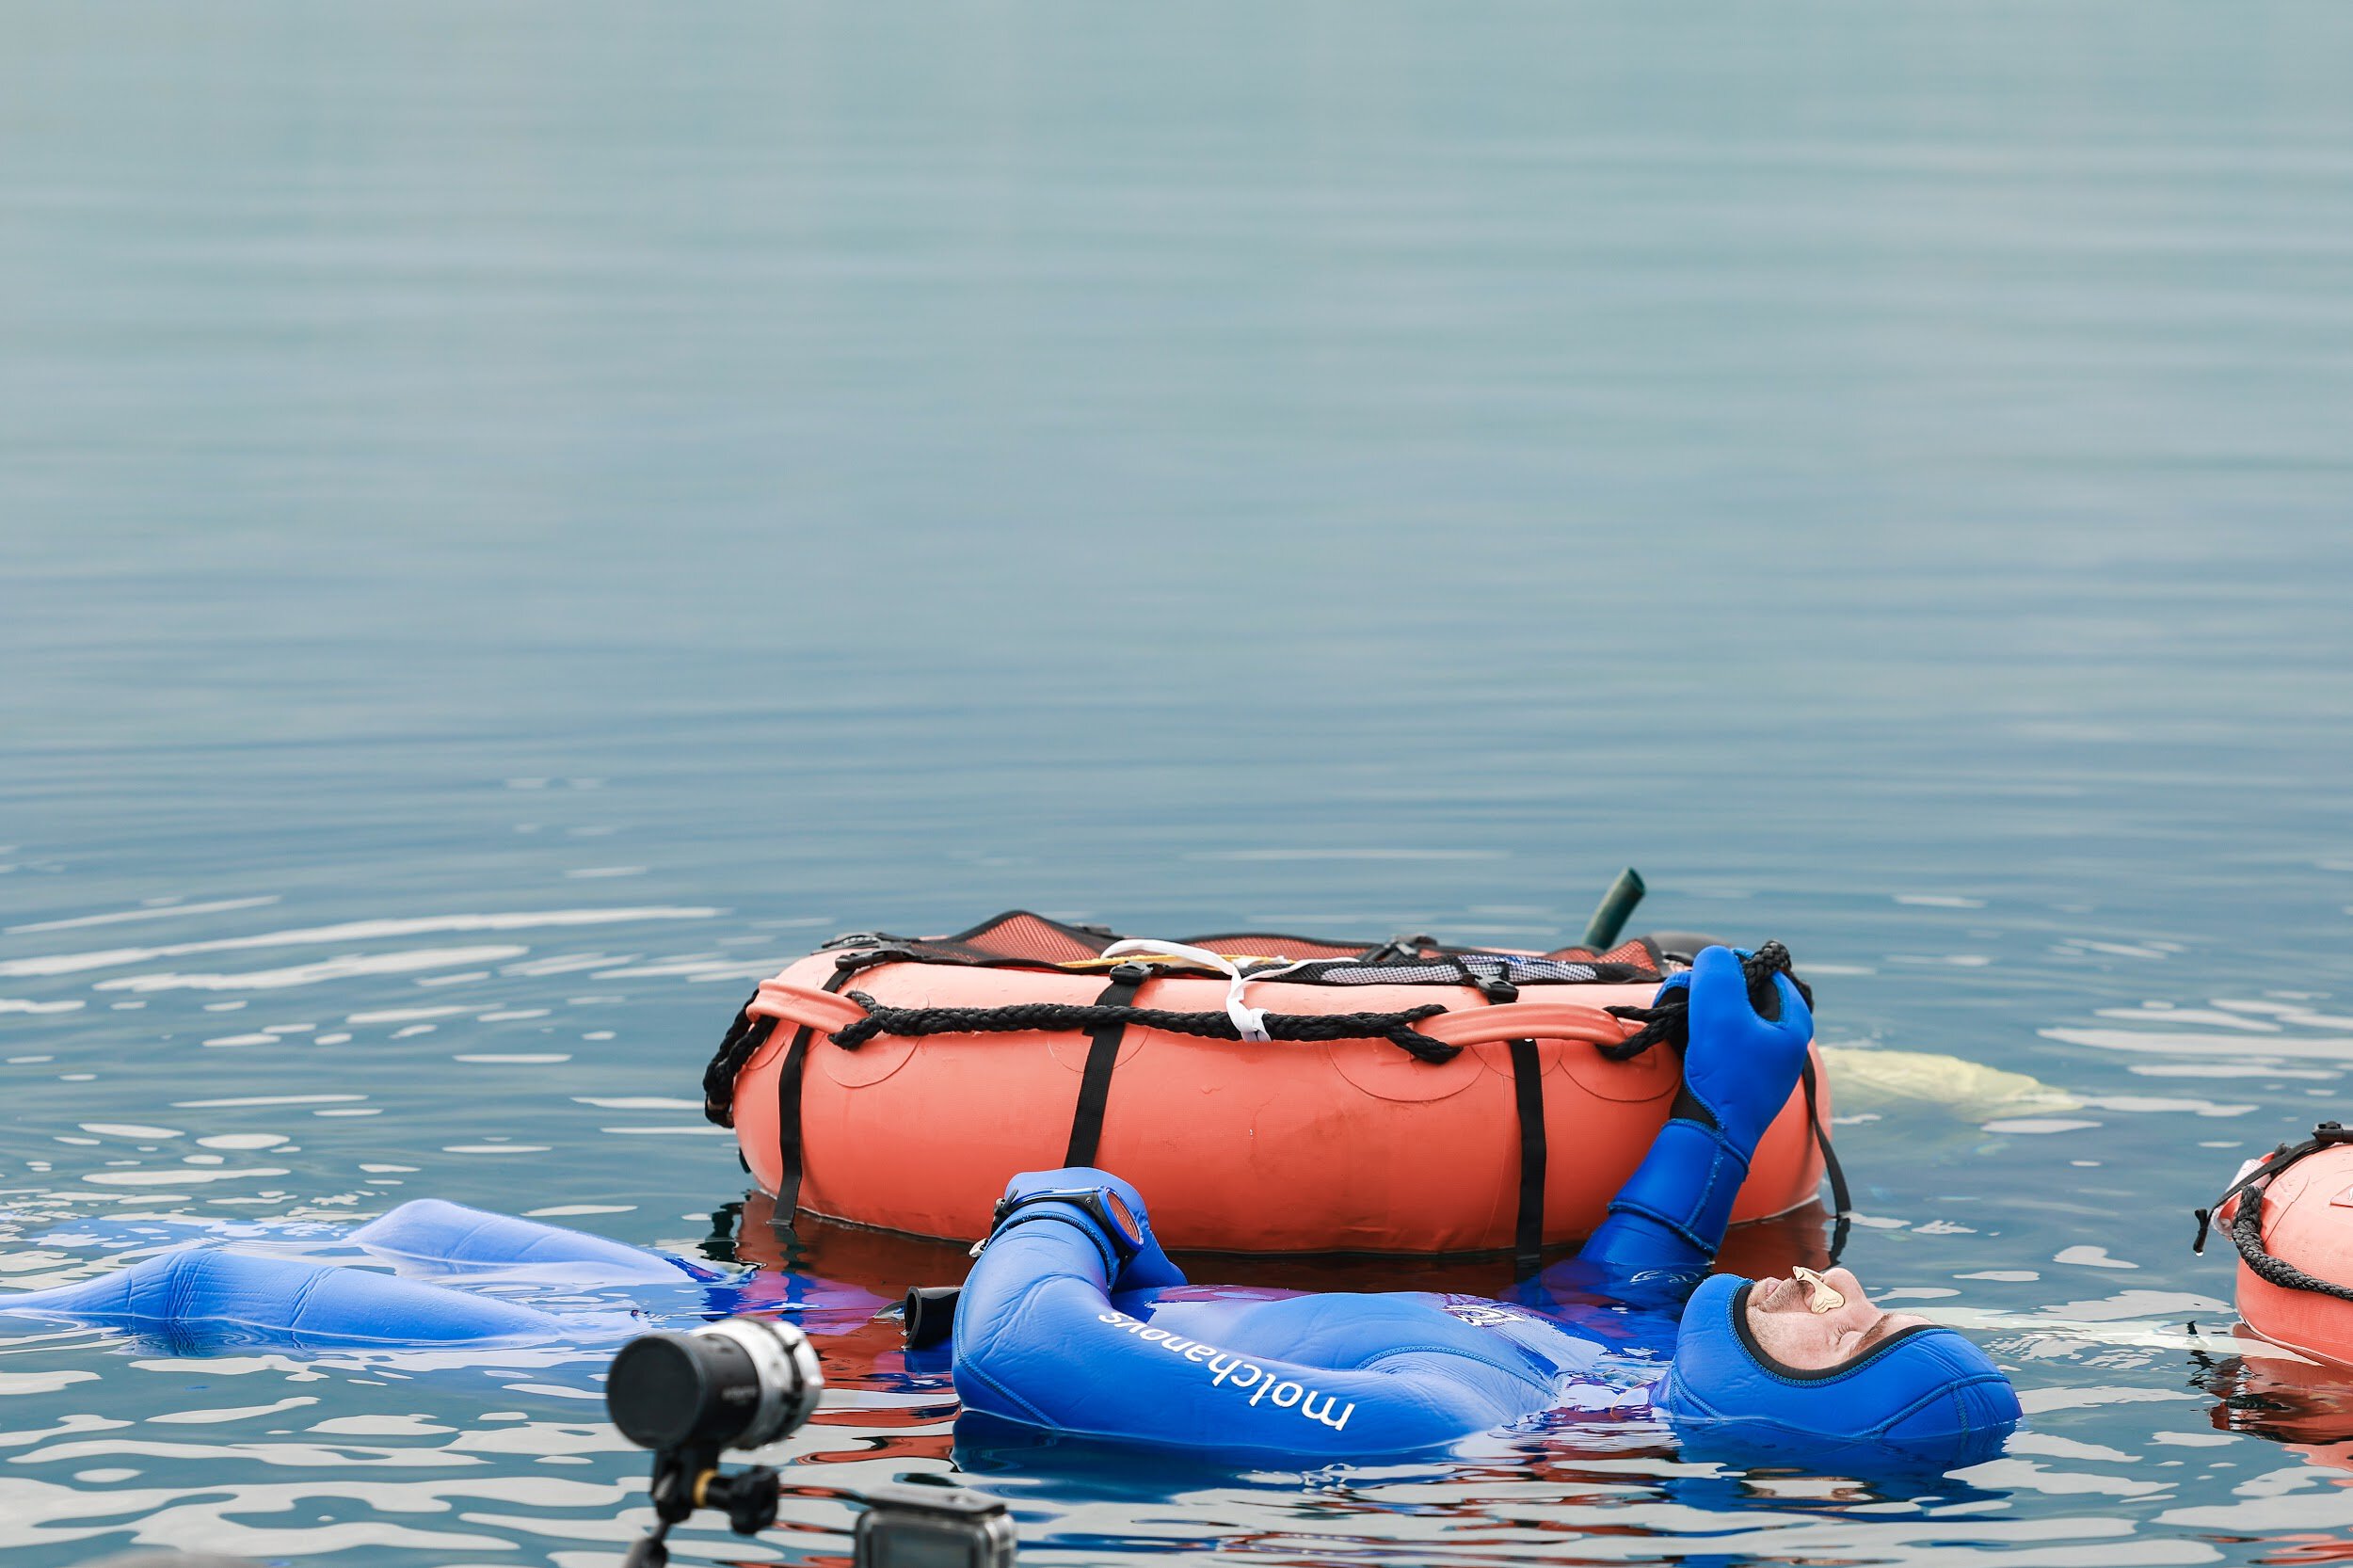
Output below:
[2201,1123,2353,1367]
[701,913,1838,1256]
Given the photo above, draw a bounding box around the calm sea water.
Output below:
[8,4,2353,1564]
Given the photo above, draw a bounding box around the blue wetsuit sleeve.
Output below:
[952,1202,1553,1456]
[1579,1120,1739,1276]
[1573,949,1816,1286]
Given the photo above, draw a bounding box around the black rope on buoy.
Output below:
[2224,1192,2353,1304]
[832,996,1461,1064]
[1599,939,1810,1063]
[2195,1124,2353,1304]
[699,949,907,1126]
[701,991,767,1128]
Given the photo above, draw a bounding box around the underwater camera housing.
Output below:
[608,1318,824,1456]
[856,1481,1019,1568]
[605,1317,1014,1567]
[607,1319,821,1564]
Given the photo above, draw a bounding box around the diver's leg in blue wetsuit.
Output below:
[349,1199,711,1282]
[2,1202,712,1351]
[2,1247,581,1351]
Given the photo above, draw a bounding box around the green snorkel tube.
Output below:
[1581,867,1646,951]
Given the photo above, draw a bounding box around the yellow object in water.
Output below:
[1817,1046,2080,1122]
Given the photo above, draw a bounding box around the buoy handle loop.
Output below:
[749,980,871,1034]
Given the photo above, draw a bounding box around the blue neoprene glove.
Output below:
[1581,946,1815,1272]
[1671,946,1814,1151]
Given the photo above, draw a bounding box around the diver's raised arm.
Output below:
[1575,947,1815,1285]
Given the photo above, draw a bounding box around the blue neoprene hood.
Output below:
[1655,1274,2021,1467]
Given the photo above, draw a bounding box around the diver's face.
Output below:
[1744,1267,1931,1372]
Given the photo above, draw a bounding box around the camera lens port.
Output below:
[607,1318,823,1453]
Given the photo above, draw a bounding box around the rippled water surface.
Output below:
[8,4,2353,1564]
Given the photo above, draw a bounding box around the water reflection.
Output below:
[2199,1347,2353,1463]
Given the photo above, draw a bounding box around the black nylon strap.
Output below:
[1456,963,1545,1277]
[1508,1035,1546,1276]
[1064,966,1148,1167]
[1801,1057,1852,1265]
[2193,1126,2349,1254]
[776,960,863,1222]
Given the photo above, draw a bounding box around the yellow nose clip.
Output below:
[1793,1266,1847,1315]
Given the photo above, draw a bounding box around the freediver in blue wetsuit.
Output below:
[5,946,2021,1470]
[948,947,2023,1469]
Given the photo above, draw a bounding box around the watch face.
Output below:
[1101,1190,1144,1250]
[993,1189,1144,1254]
